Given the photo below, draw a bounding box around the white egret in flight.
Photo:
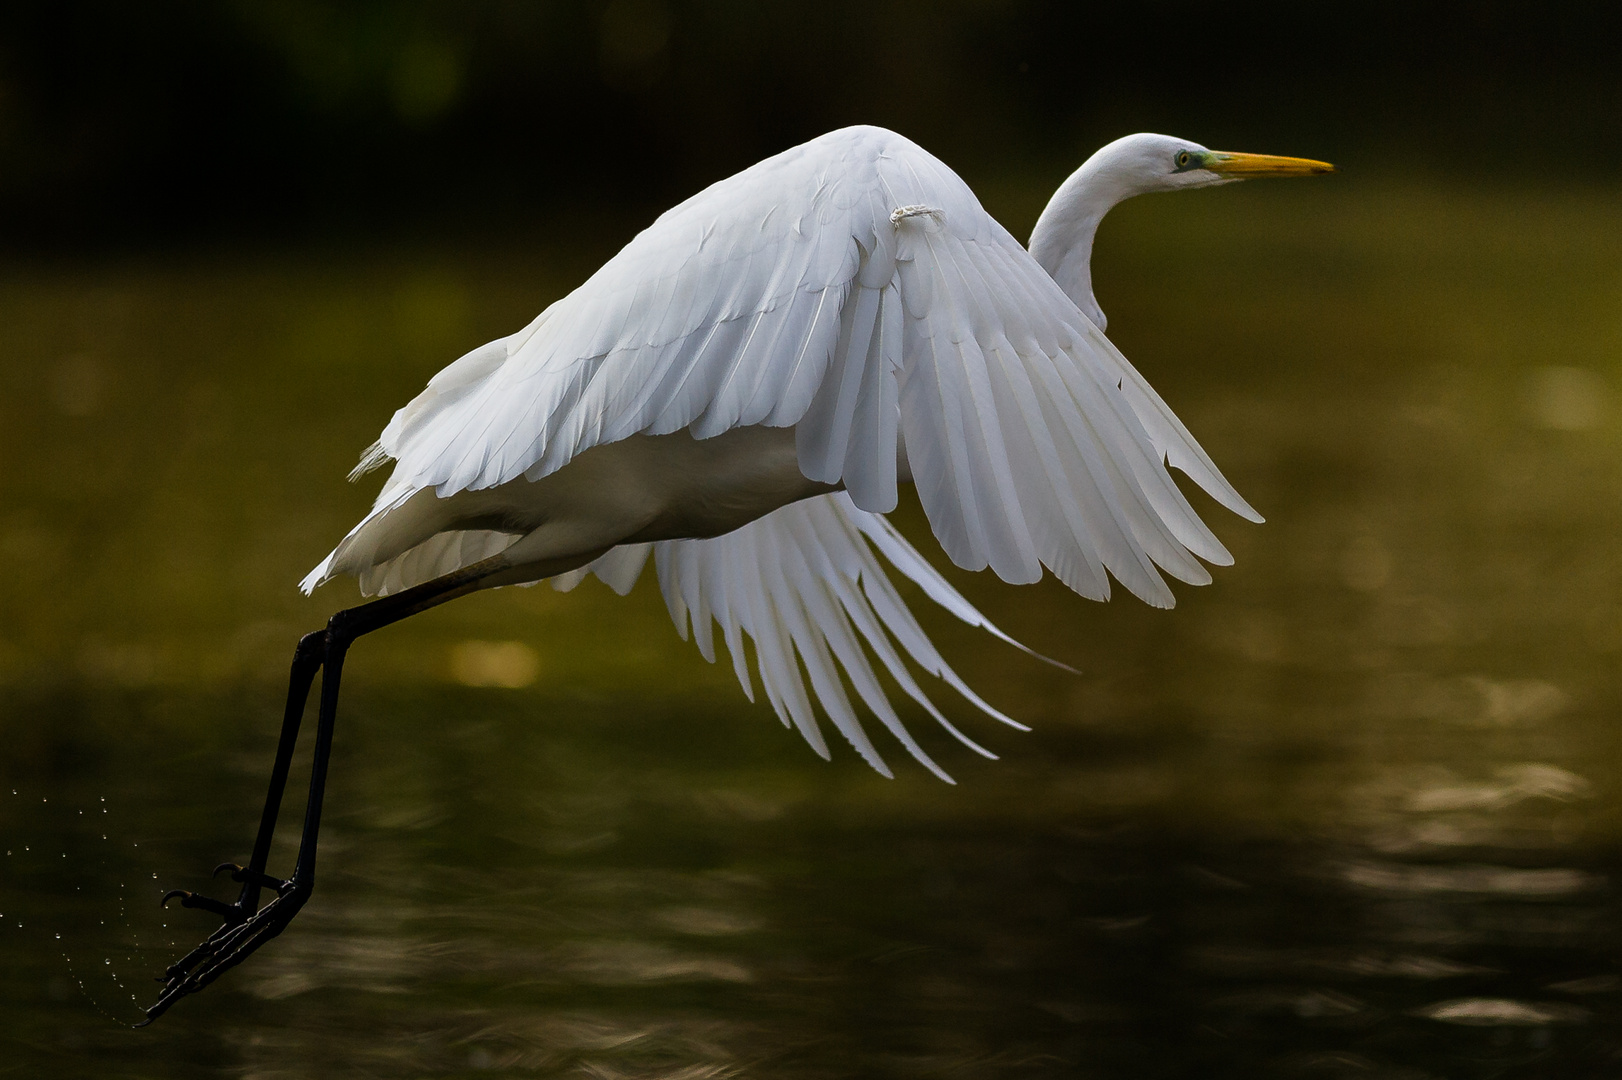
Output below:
[144,126,1331,1021]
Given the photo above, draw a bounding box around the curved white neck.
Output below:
[1027,148,1159,333]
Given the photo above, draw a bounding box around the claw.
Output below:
[159,888,235,920]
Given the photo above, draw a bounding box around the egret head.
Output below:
[1091,133,1336,197]
[1029,133,1334,332]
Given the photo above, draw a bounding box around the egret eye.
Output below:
[1175,150,1193,169]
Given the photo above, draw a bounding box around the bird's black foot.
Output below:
[139,873,310,1026]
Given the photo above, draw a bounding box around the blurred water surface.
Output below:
[3,180,1622,1078]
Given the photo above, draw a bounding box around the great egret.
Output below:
[144,126,1331,1021]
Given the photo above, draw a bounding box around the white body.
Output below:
[302,126,1268,780]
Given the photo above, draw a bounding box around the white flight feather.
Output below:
[561,493,1025,782]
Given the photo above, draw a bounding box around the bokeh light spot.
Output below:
[1526,365,1608,431]
[449,640,541,688]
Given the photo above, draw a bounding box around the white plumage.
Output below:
[300,126,1331,780]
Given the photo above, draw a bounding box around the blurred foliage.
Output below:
[0,0,1619,245]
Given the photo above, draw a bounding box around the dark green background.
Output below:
[1,0,1616,245]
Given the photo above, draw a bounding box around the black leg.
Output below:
[140,556,517,1026]
[140,548,607,1026]
[244,631,327,894]
[140,632,328,1023]
[189,630,326,916]
[289,631,349,889]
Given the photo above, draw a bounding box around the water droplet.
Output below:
[55,933,60,939]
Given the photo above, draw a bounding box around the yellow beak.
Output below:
[1207,151,1336,177]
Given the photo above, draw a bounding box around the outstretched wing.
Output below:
[552,492,1034,783]
[351,125,1257,608]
